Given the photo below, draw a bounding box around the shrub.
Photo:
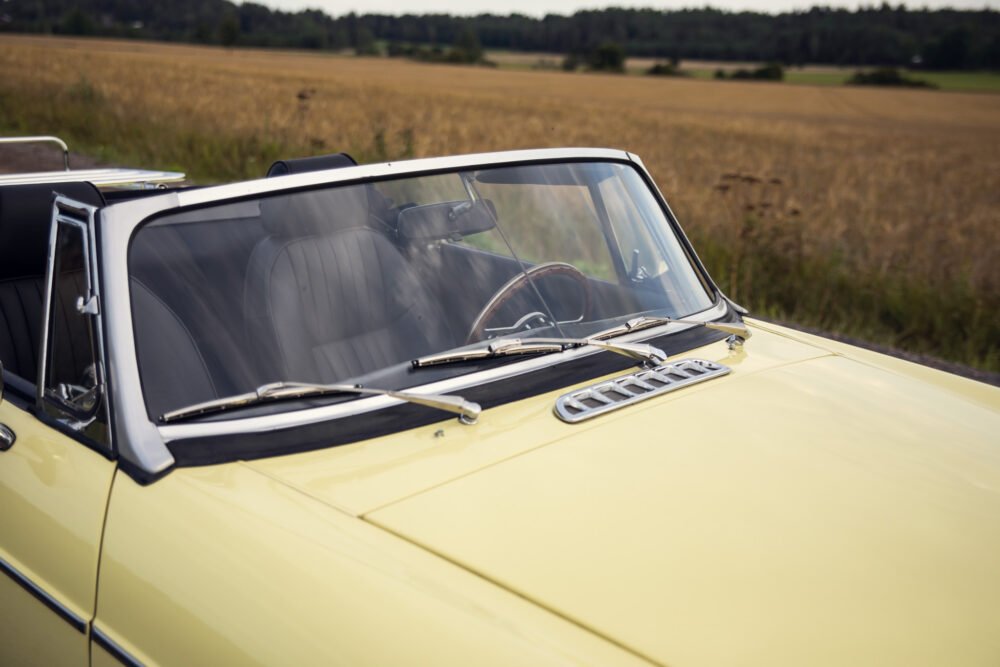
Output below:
[562,54,582,71]
[587,42,626,73]
[848,67,937,88]
[719,62,784,81]
[646,61,687,77]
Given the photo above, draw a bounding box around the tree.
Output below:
[218,13,239,48]
[453,27,483,63]
[588,41,625,73]
[922,28,971,70]
[354,26,377,56]
[59,8,95,36]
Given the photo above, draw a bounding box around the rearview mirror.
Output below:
[397,199,497,242]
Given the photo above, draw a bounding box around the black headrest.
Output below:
[0,181,104,280]
[266,153,357,177]
[259,185,370,237]
[397,200,497,242]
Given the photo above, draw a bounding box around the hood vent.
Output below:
[554,359,730,423]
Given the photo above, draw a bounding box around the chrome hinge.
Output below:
[76,294,99,315]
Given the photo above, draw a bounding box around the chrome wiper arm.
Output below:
[160,381,481,425]
[412,315,752,370]
[413,339,566,368]
[591,315,752,345]
[529,337,668,366]
[413,336,667,368]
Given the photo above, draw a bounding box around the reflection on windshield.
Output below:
[129,161,714,419]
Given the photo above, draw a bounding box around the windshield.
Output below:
[129,160,714,420]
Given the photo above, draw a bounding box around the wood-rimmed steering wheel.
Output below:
[465,262,592,344]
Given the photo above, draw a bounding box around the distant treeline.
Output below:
[3,0,999,69]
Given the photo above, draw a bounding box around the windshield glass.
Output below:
[129,160,714,420]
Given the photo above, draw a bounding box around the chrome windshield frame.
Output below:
[97,147,731,476]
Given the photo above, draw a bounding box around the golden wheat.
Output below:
[2,35,998,369]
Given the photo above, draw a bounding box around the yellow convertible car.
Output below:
[1,140,998,666]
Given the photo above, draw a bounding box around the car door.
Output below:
[0,199,116,666]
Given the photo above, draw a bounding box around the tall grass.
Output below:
[1,36,998,372]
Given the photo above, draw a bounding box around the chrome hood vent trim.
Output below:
[554,359,730,423]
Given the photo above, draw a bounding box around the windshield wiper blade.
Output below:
[413,339,566,367]
[160,381,481,425]
[413,336,668,368]
[412,316,752,370]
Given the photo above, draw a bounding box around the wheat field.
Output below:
[1,35,999,372]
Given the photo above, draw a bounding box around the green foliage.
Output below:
[562,54,582,71]
[57,9,95,36]
[848,67,937,88]
[697,173,999,372]
[453,27,483,63]
[646,59,686,77]
[922,27,971,69]
[587,42,626,73]
[218,13,239,48]
[384,29,494,66]
[718,63,785,81]
[354,26,378,56]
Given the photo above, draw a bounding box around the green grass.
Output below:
[691,229,1000,373]
[915,71,1000,92]
[683,67,1000,92]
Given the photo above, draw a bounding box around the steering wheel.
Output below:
[466,262,592,344]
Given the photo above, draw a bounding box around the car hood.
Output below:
[249,324,1000,666]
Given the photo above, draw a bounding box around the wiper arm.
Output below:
[413,336,668,368]
[160,381,481,425]
[412,315,752,370]
[590,315,752,345]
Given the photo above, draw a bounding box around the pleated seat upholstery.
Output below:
[244,185,454,384]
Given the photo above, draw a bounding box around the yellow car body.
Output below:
[1,148,998,666]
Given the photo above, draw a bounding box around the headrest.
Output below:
[259,185,370,237]
[0,181,104,280]
[397,199,497,242]
[266,153,357,177]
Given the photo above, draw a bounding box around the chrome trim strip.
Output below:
[158,301,728,441]
[554,358,730,423]
[0,555,88,633]
[92,626,145,667]
[106,148,632,222]
[101,196,180,474]
[36,197,112,447]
